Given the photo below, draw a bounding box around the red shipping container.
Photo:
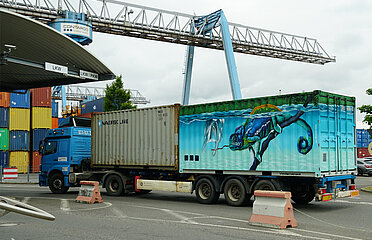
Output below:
[80,112,102,118]
[0,92,10,107]
[52,117,59,129]
[30,87,51,107]
[32,151,41,173]
[357,147,372,158]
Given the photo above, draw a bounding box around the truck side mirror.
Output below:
[39,141,44,155]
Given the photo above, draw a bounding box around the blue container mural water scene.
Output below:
[10,130,30,151]
[179,92,355,176]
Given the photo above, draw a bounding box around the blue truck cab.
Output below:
[39,118,91,193]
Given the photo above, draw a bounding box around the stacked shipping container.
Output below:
[0,93,9,169]
[9,91,30,173]
[52,100,59,128]
[356,129,372,158]
[30,88,52,172]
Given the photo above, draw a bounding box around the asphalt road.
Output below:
[1,176,372,240]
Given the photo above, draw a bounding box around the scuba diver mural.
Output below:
[203,101,313,170]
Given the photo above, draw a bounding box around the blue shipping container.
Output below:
[52,100,58,118]
[81,98,104,115]
[9,131,29,151]
[32,129,48,151]
[0,108,9,128]
[0,151,9,168]
[10,91,30,108]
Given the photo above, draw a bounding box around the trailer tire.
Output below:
[253,179,278,191]
[291,185,315,204]
[105,174,124,196]
[49,173,69,194]
[195,178,219,204]
[224,178,250,207]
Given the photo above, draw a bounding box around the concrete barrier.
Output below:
[75,181,103,204]
[249,190,297,229]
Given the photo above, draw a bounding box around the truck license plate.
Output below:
[322,194,332,202]
[351,190,360,197]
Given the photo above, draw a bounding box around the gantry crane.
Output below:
[0,0,335,105]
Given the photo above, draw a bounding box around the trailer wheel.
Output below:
[291,185,315,204]
[253,179,278,191]
[105,174,124,196]
[195,178,219,204]
[49,173,69,194]
[223,178,250,207]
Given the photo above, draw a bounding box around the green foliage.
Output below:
[358,88,372,128]
[103,75,136,112]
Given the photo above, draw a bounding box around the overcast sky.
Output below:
[81,0,372,128]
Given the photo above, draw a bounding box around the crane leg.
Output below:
[181,45,195,105]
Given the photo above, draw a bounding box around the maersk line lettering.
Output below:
[101,119,128,126]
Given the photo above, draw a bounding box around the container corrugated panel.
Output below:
[32,151,41,173]
[357,147,372,158]
[9,108,30,131]
[0,151,9,168]
[52,100,58,117]
[81,98,104,115]
[0,92,10,108]
[92,105,179,169]
[52,118,59,129]
[0,128,9,150]
[31,87,51,107]
[179,90,356,177]
[0,108,9,128]
[9,151,29,173]
[9,131,29,151]
[32,107,52,129]
[10,91,30,108]
[32,129,48,151]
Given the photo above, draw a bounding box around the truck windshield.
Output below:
[44,141,58,155]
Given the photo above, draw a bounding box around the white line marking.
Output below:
[161,209,197,224]
[112,208,127,218]
[60,199,70,212]
[21,197,30,204]
[334,199,372,206]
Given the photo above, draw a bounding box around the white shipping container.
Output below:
[91,105,179,169]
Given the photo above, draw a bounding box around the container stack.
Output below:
[30,87,52,172]
[80,98,104,118]
[52,100,59,128]
[9,91,30,173]
[0,92,10,170]
[356,129,372,158]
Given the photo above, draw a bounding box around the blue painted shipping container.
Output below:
[32,129,48,151]
[52,100,58,118]
[0,108,9,128]
[0,151,9,168]
[9,131,29,151]
[10,91,30,108]
[81,98,104,115]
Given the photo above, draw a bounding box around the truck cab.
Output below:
[39,117,91,193]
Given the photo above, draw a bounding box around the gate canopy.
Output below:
[0,8,115,91]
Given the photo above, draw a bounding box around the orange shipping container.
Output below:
[0,92,10,107]
[52,117,59,129]
[32,151,41,173]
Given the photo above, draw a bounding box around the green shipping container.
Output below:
[0,128,9,150]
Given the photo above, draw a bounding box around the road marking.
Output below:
[21,197,30,204]
[60,199,70,212]
[334,199,372,206]
[161,209,198,224]
[112,208,127,218]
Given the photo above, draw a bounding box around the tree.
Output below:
[358,88,372,133]
[103,75,136,112]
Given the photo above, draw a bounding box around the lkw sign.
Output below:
[45,62,68,74]
[80,70,98,80]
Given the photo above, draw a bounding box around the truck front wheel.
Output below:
[49,173,69,194]
[195,178,219,204]
[105,174,124,196]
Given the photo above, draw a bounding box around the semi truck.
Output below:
[39,90,360,206]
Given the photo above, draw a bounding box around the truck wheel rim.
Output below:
[199,183,211,199]
[108,180,119,192]
[53,179,63,189]
[227,185,241,201]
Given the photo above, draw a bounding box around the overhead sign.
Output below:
[45,62,68,74]
[80,70,98,80]
[61,23,91,38]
